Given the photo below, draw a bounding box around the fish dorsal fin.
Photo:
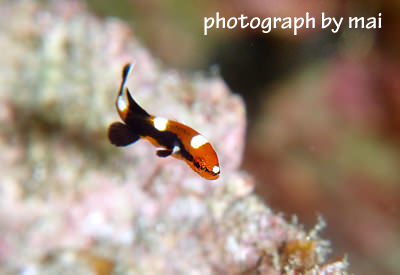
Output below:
[116,62,150,120]
[125,87,150,118]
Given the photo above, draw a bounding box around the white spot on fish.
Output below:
[212,165,220,174]
[191,134,208,149]
[117,96,127,112]
[172,145,180,154]
[153,116,168,131]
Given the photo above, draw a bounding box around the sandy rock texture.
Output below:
[0,0,348,274]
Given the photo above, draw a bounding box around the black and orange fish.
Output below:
[108,63,220,180]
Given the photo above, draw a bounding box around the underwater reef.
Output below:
[0,0,348,274]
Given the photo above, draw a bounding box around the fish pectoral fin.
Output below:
[156,148,173,158]
[108,122,140,147]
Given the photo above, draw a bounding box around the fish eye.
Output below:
[194,161,201,169]
[194,159,207,171]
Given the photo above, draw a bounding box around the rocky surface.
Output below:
[0,1,348,274]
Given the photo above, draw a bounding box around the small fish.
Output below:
[108,62,220,180]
